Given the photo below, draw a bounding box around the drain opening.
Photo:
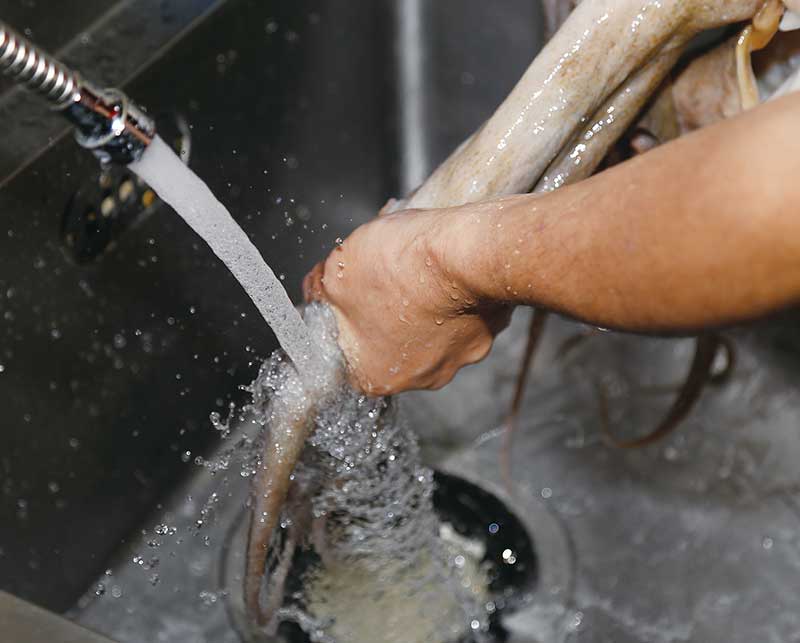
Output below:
[224,471,538,643]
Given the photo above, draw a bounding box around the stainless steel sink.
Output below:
[3,1,800,642]
[405,309,800,643]
[0,0,541,622]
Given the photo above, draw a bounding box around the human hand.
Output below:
[303,205,512,395]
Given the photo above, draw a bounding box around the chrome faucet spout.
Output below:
[0,20,155,164]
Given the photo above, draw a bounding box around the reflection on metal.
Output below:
[0,22,80,108]
[61,113,191,263]
[0,0,225,185]
[0,590,117,643]
[0,18,157,165]
[395,0,429,195]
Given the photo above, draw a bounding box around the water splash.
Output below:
[209,305,491,642]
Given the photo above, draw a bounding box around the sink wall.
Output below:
[0,0,541,611]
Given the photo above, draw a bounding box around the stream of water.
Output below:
[129,136,321,381]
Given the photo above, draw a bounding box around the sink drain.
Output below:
[221,470,543,643]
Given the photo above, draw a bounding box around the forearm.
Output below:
[447,92,800,333]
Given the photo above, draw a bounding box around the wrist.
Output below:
[429,199,519,306]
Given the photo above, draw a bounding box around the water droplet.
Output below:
[424,257,433,267]
[434,317,444,326]
[199,590,219,606]
[664,446,679,461]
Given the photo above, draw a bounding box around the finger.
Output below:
[302,262,326,303]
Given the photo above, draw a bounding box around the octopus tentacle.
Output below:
[503,47,687,457]
[500,308,548,493]
[736,0,784,109]
[508,33,752,455]
[259,499,303,635]
[598,335,723,449]
[245,397,316,626]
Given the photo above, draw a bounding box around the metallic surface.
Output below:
[405,309,800,642]
[70,421,560,643]
[0,0,224,185]
[0,0,540,614]
[69,306,800,643]
[0,17,158,164]
[0,590,116,642]
[0,20,80,107]
[0,19,159,165]
[66,82,155,164]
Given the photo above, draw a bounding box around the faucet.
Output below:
[0,20,155,165]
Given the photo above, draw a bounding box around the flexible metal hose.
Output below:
[0,21,80,109]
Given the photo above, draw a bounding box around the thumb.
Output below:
[302,261,326,303]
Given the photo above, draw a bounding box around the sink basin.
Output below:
[3,0,800,641]
[403,309,800,642]
[0,0,540,619]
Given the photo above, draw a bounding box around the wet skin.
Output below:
[305,93,800,395]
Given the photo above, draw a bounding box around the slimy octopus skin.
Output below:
[397,0,766,212]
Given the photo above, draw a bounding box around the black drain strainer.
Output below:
[227,471,538,643]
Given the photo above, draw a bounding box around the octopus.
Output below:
[244,0,800,630]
